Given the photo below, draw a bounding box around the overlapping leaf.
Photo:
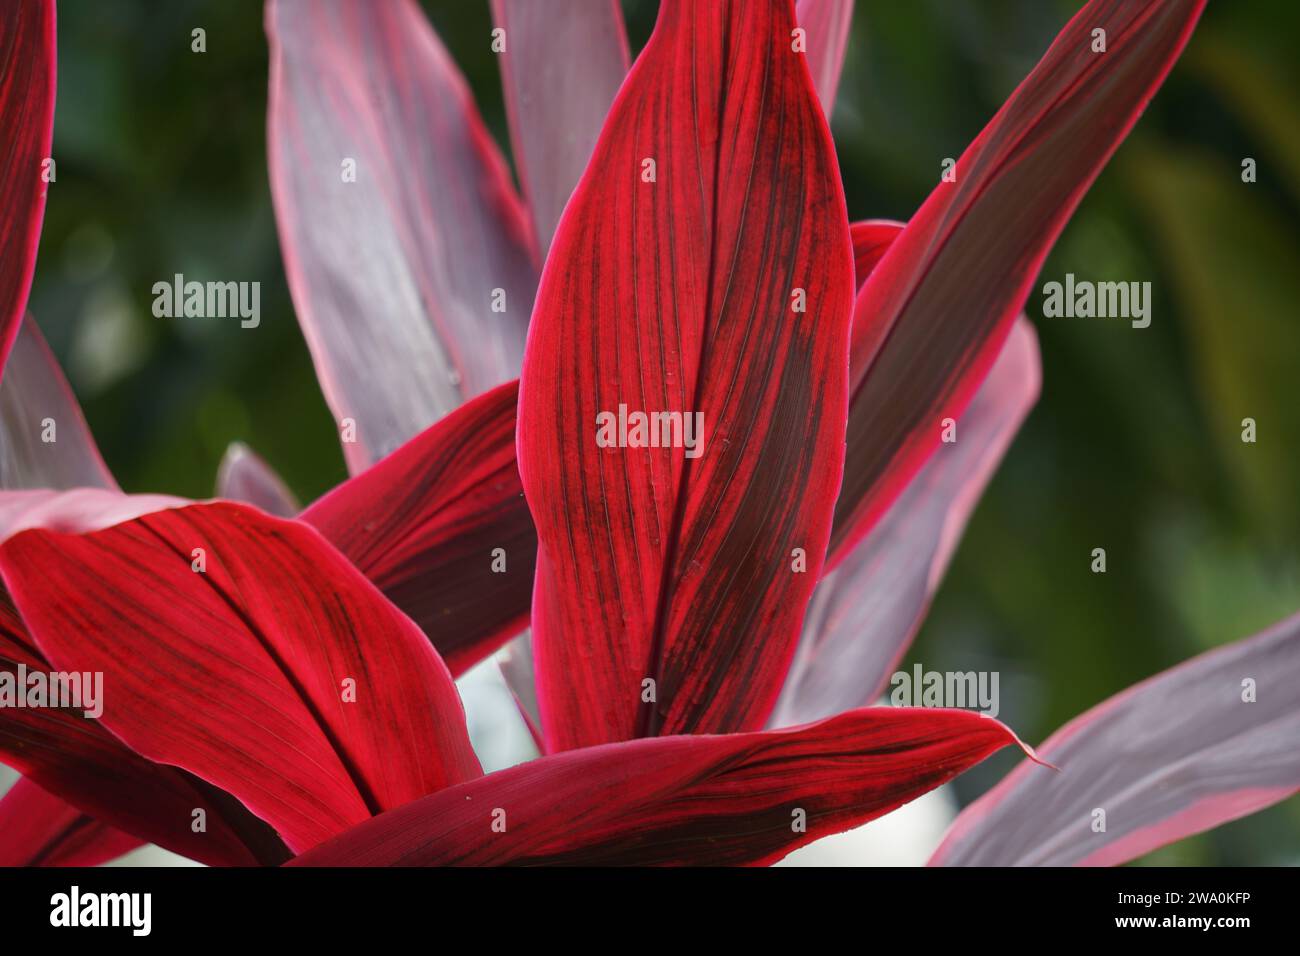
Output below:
[847,220,903,294]
[831,0,1206,563]
[796,0,854,114]
[518,0,855,750]
[491,0,629,256]
[266,0,537,472]
[0,488,182,541]
[302,381,534,675]
[774,318,1040,726]
[291,707,1028,866]
[0,777,140,867]
[1,586,290,865]
[0,502,482,854]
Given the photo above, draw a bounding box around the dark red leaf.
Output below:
[0,502,482,854]
[518,0,855,750]
[830,0,1206,564]
[848,219,902,294]
[302,381,535,676]
[0,588,290,866]
[0,777,140,867]
[0,1,56,376]
[291,706,1030,866]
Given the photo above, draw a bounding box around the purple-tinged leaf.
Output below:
[930,613,1300,866]
[266,0,538,473]
[215,441,298,517]
[797,0,854,115]
[491,0,629,256]
[497,631,543,749]
[1,316,117,491]
[773,318,1040,727]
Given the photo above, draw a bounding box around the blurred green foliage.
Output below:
[28,1,1299,864]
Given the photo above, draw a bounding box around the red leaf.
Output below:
[215,442,298,517]
[291,707,1029,866]
[1,588,290,865]
[1,316,117,491]
[266,0,537,472]
[796,0,854,114]
[491,0,629,256]
[0,1,56,376]
[299,214,957,689]
[930,613,1300,867]
[830,0,1206,564]
[0,777,140,867]
[1,381,533,681]
[302,381,535,676]
[518,0,855,751]
[493,218,904,717]
[848,219,903,294]
[0,502,481,854]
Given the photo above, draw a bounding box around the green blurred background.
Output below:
[27,1,1300,864]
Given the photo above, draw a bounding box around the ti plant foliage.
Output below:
[0,0,1295,868]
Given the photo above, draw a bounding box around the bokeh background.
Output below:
[24,0,1300,864]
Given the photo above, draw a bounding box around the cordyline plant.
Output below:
[0,0,1296,868]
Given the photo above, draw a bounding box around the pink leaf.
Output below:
[931,613,1300,866]
[796,0,854,114]
[266,0,538,472]
[215,442,299,517]
[491,0,629,255]
[1,316,117,491]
